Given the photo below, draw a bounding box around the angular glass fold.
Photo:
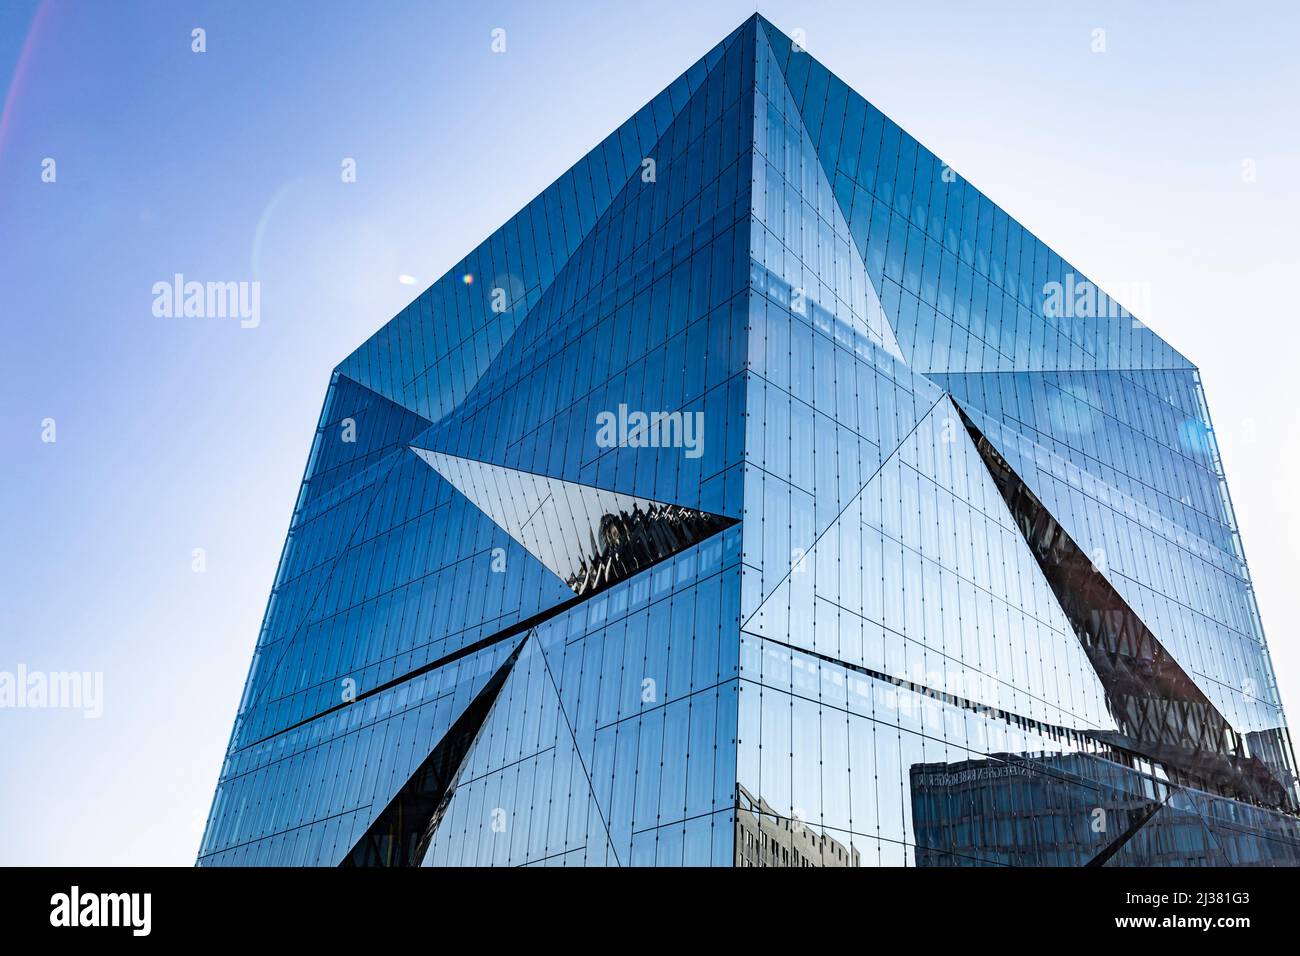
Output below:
[958,405,1298,811]
[341,640,525,867]
[412,448,736,595]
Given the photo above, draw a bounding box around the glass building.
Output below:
[199,15,1300,867]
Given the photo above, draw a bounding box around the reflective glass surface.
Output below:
[199,15,1300,867]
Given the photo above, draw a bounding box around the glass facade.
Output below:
[198,15,1300,867]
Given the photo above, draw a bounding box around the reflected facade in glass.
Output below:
[199,15,1300,867]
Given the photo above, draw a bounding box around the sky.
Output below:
[1,0,1298,866]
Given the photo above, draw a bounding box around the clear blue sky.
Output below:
[2,0,1298,865]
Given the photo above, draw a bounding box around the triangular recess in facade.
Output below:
[411,448,736,595]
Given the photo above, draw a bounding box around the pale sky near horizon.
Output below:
[2,0,1298,865]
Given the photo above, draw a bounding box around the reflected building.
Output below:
[910,752,1300,867]
[198,15,1300,867]
[736,784,860,867]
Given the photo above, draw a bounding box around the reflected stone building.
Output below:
[736,784,860,867]
[199,15,1300,866]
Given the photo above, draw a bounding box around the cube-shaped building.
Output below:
[199,15,1300,866]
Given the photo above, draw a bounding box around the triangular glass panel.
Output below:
[744,396,1115,733]
[411,448,736,595]
[341,639,527,866]
[958,406,1298,811]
